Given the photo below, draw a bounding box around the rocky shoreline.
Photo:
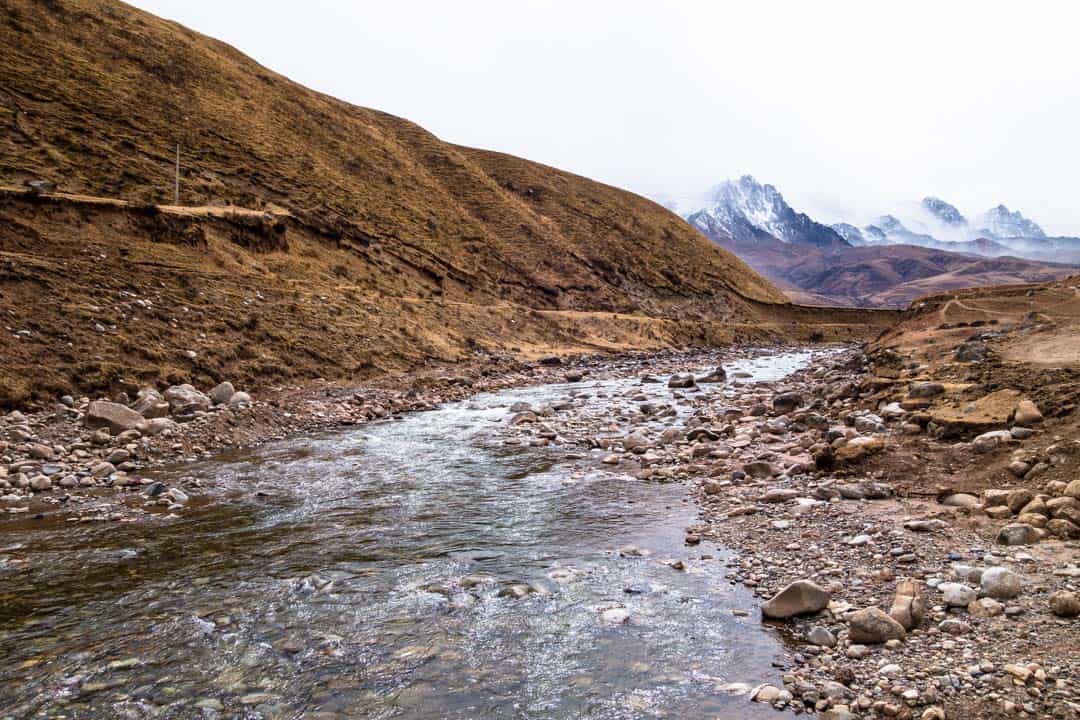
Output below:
[489,347,1079,719]
[0,347,768,524]
[1,344,1077,719]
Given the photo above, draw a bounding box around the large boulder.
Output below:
[980,567,1022,600]
[972,430,1013,453]
[1047,518,1080,540]
[84,400,147,435]
[955,341,988,362]
[164,384,212,418]
[208,381,236,405]
[847,607,906,644]
[996,523,1044,546]
[761,580,830,619]
[1049,590,1080,618]
[1013,399,1043,426]
[1006,488,1035,515]
[927,389,1021,439]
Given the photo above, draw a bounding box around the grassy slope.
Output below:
[0,0,783,311]
[0,0,893,407]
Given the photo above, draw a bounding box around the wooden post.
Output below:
[174,143,180,205]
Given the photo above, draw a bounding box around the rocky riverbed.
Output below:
[488,347,1080,719]
[1,344,1077,719]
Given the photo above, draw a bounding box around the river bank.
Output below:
[0,345,785,524]
[494,345,1079,719]
[1,344,1077,719]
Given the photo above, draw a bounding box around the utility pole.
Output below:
[174,143,180,205]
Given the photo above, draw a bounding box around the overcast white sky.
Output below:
[131,0,1080,234]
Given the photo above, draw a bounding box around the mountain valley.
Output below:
[678,176,1079,307]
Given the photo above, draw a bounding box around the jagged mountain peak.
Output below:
[921,197,967,227]
[688,176,848,249]
[978,205,1046,239]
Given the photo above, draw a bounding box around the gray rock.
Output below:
[939,582,977,607]
[143,417,178,437]
[84,400,147,435]
[164,384,211,417]
[90,461,116,478]
[941,493,979,508]
[938,618,971,635]
[996,523,1043,546]
[105,448,130,465]
[980,567,1022,600]
[806,626,836,647]
[751,685,781,703]
[698,367,727,383]
[955,341,987,362]
[227,391,252,407]
[209,381,236,405]
[973,430,1012,453]
[761,488,798,503]
[907,382,945,399]
[761,580,830,619]
[847,607,906,644]
[743,461,775,479]
[622,432,651,454]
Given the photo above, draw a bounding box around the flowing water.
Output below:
[0,350,817,719]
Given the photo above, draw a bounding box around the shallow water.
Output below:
[0,350,818,719]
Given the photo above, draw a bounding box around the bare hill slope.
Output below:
[0,0,893,407]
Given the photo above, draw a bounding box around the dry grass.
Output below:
[0,0,896,407]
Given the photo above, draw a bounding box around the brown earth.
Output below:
[713,236,1078,308]
[854,274,1080,508]
[0,0,901,409]
[0,185,894,411]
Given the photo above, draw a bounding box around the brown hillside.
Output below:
[0,0,782,310]
[0,0,893,408]
[712,235,1077,308]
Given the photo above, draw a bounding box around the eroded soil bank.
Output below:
[1,344,1078,720]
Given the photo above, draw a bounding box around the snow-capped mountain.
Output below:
[921,197,967,228]
[684,176,848,248]
[676,177,1080,263]
[826,199,1078,262]
[976,205,1046,240]
[833,214,952,248]
[671,177,1079,308]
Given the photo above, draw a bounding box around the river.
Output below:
[0,349,818,719]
